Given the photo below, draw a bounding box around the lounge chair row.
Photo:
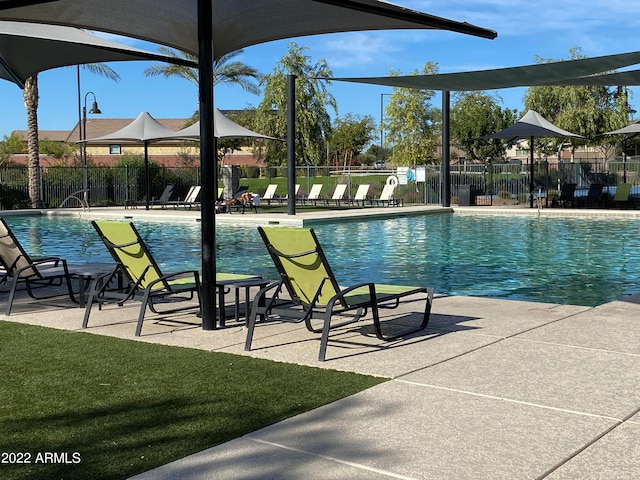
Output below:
[262,183,403,207]
[0,218,433,361]
[554,183,640,209]
[122,182,403,211]
[125,184,202,209]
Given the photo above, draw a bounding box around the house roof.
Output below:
[13,117,190,143]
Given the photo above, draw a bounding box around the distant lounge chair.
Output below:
[304,184,326,205]
[330,184,347,205]
[287,184,300,203]
[349,184,370,206]
[576,183,604,208]
[149,184,175,209]
[555,183,577,208]
[245,227,434,361]
[83,221,201,336]
[373,183,402,206]
[611,183,632,208]
[172,185,201,209]
[262,184,279,205]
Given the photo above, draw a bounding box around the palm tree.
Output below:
[23,76,43,208]
[23,64,120,208]
[144,47,261,95]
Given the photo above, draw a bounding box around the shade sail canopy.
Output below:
[80,111,178,143]
[0,0,496,58]
[481,110,583,143]
[599,120,640,137]
[330,50,640,91]
[0,20,195,88]
[169,109,281,141]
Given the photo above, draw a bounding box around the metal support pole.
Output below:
[144,143,150,210]
[442,90,451,207]
[287,74,296,215]
[81,90,101,208]
[623,137,627,183]
[529,135,534,208]
[198,0,216,330]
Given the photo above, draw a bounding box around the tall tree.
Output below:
[450,91,518,161]
[23,63,120,208]
[329,113,375,167]
[254,42,336,166]
[23,76,42,208]
[144,48,261,94]
[384,62,440,166]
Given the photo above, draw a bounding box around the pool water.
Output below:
[4,214,640,307]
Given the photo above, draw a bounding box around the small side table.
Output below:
[216,277,271,327]
[67,263,118,307]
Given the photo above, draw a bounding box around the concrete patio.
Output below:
[2,205,640,479]
[3,279,640,479]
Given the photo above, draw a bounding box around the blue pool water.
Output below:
[4,214,640,307]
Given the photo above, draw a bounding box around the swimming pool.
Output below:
[4,214,639,307]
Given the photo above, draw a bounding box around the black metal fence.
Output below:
[2,160,640,210]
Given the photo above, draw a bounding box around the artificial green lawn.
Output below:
[0,321,386,480]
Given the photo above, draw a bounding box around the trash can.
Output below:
[458,185,476,206]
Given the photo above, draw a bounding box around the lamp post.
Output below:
[380,93,390,165]
[81,91,102,205]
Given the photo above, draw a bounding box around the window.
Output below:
[109,144,121,155]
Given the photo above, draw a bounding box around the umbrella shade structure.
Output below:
[81,112,181,210]
[0,0,497,331]
[600,120,640,137]
[599,120,640,183]
[169,108,281,141]
[482,110,583,208]
[0,20,194,88]
[481,110,583,144]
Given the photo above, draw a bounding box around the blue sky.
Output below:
[1,0,638,137]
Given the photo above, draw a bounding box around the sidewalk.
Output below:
[4,287,640,479]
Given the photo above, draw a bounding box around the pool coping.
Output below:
[4,204,640,227]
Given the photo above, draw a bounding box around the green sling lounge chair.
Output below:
[612,183,632,208]
[0,217,77,315]
[245,226,435,361]
[83,220,201,336]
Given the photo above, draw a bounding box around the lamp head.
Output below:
[89,100,101,115]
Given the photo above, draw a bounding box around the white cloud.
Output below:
[318,33,403,69]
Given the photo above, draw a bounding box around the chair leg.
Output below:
[318,309,334,362]
[5,276,19,316]
[373,287,434,341]
[244,284,276,351]
[81,276,104,328]
[135,290,151,336]
[244,303,259,351]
